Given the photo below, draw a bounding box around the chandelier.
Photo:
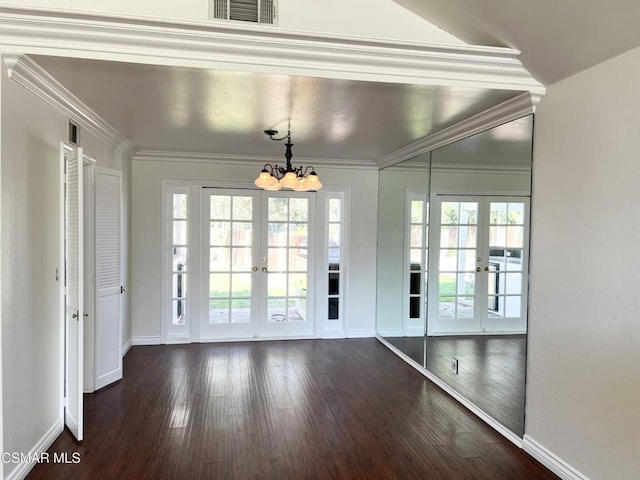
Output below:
[254,127,323,191]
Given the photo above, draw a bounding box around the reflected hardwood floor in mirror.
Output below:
[28,339,554,480]
[385,335,526,436]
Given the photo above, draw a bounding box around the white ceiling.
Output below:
[394,0,640,85]
[31,55,522,163]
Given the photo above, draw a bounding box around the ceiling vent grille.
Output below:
[211,0,276,25]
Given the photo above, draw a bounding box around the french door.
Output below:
[428,196,529,335]
[199,189,315,340]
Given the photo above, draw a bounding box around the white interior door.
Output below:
[199,189,314,340]
[429,196,529,335]
[64,147,84,441]
[94,168,123,390]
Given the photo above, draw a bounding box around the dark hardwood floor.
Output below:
[28,339,554,480]
[384,335,527,437]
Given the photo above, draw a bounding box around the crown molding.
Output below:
[132,150,379,170]
[3,54,133,153]
[377,92,540,169]
[431,163,531,175]
[0,6,545,92]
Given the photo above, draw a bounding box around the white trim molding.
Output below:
[347,330,376,338]
[4,419,63,480]
[132,336,162,346]
[120,338,132,357]
[377,92,540,168]
[133,150,378,170]
[523,436,590,480]
[0,7,544,93]
[2,54,133,154]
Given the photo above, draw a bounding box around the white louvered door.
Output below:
[65,147,84,441]
[94,168,123,390]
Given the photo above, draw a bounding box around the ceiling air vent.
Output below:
[211,0,276,25]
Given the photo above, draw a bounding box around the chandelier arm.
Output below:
[264,129,290,142]
[300,165,316,176]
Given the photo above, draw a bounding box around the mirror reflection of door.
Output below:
[199,189,314,340]
[429,195,529,335]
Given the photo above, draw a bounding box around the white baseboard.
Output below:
[131,336,162,346]
[322,331,346,339]
[376,329,403,337]
[164,335,193,344]
[121,338,132,357]
[405,327,425,337]
[5,419,63,480]
[347,330,376,338]
[523,435,590,480]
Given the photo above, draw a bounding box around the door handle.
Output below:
[120,286,126,294]
[262,267,268,273]
[476,267,481,272]
[72,312,78,319]
[484,266,490,272]
[252,266,258,272]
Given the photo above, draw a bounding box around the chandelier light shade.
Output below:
[255,126,323,191]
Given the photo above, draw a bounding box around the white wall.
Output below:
[7,0,463,44]
[527,46,640,480]
[131,158,378,341]
[376,167,429,336]
[1,63,66,479]
[0,59,129,478]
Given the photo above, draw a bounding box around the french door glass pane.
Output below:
[288,249,307,271]
[172,247,187,271]
[411,200,423,223]
[458,249,476,271]
[210,195,231,220]
[289,198,308,221]
[173,194,187,219]
[210,273,230,297]
[268,273,287,297]
[210,222,230,245]
[507,226,524,248]
[329,199,341,222]
[266,196,309,323]
[172,274,187,298]
[232,196,253,220]
[210,247,230,271]
[438,200,480,321]
[411,225,423,247]
[172,300,186,325]
[268,198,287,221]
[457,297,474,318]
[173,221,187,244]
[208,194,254,325]
[289,224,308,246]
[328,224,340,247]
[488,201,526,319]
